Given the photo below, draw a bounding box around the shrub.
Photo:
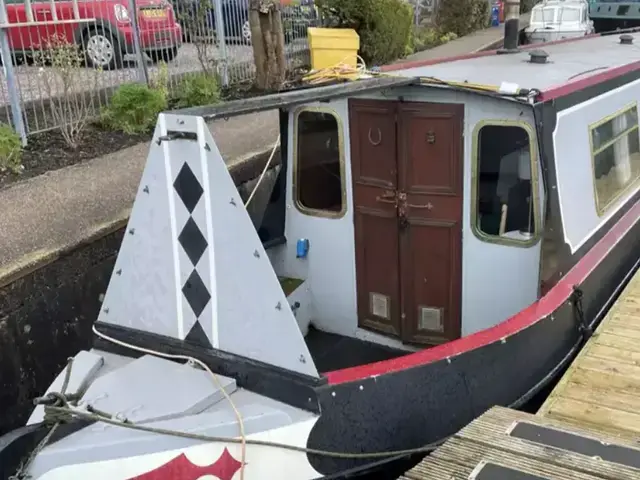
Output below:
[436,0,490,37]
[103,83,168,134]
[316,0,414,66]
[175,73,221,109]
[411,25,458,53]
[35,33,98,149]
[0,123,23,174]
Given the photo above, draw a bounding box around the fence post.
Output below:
[128,0,149,84]
[0,0,27,145]
[213,0,229,86]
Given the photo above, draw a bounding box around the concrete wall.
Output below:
[0,147,281,435]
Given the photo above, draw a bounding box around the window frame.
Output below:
[292,106,347,219]
[470,119,542,248]
[588,102,640,217]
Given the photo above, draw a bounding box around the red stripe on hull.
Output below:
[325,198,640,385]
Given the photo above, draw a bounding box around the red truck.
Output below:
[6,0,182,69]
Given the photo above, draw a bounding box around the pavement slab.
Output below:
[400,13,531,64]
[0,110,279,278]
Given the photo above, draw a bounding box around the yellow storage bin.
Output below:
[308,27,360,71]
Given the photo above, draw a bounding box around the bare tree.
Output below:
[249,0,287,91]
[178,0,217,76]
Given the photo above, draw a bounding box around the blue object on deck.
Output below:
[296,238,310,258]
[491,3,500,26]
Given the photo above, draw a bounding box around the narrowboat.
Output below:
[2,27,640,480]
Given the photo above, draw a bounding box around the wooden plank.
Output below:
[457,406,640,478]
[401,406,640,479]
[539,268,640,426]
[431,437,614,480]
[582,342,640,366]
[590,332,640,353]
[542,396,640,439]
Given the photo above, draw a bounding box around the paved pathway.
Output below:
[400,13,531,64]
[0,111,279,276]
[0,20,528,279]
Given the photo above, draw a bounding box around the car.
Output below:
[5,0,183,70]
[175,0,317,44]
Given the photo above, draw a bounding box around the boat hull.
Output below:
[306,199,640,476]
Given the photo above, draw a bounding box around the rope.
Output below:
[10,357,75,480]
[37,325,444,462]
[300,55,530,98]
[42,403,442,459]
[91,325,248,480]
[244,134,281,208]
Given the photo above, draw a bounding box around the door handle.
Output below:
[408,202,434,210]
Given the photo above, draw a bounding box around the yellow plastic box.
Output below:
[308,27,360,70]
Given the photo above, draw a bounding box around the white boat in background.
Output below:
[525,0,594,44]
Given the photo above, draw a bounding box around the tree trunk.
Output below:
[249,0,286,91]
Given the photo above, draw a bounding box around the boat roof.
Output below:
[173,32,640,121]
[387,32,640,100]
[174,76,416,120]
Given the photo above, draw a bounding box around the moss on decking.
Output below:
[279,276,304,296]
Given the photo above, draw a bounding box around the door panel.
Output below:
[349,99,463,344]
[350,100,397,188]
[350,99,401,335]
[398,103,463,344]
[404,219,459,343]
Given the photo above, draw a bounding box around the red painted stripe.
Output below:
[539,60,640,102]
[325,198,640,385]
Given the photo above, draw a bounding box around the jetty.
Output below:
[401,265,640,479]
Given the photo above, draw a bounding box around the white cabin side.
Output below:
[269,86,554,348]
[553,78,640,255]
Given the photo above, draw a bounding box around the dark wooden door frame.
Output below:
[349,98,464,345]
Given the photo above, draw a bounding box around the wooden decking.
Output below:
[538,269,640,439]
[400,267,640,479]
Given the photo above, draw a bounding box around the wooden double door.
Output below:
[349,99,463,345]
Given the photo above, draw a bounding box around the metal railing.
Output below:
[0,0,317,141]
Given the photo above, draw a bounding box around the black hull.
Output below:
[306,211,640,476]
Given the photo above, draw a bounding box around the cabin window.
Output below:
[473,122,539,246]
[294,109,345,217]
[590,104,640,214]
[560,7,581,22]
[532,6,557,23]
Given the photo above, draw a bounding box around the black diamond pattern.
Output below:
[178,218,208,266]
[184,320,213,349]
[173,163,203,213]
[182,270,211,318]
